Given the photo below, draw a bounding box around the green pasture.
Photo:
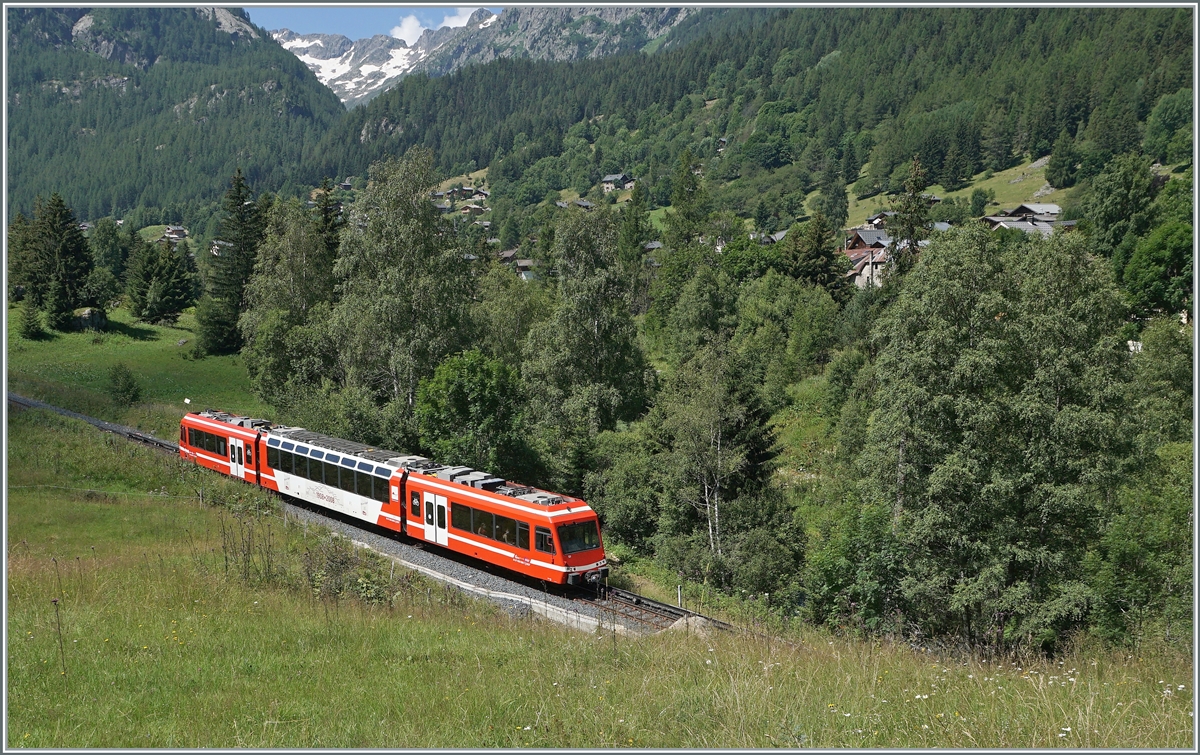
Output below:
[7,304,267,440]
[6,408,1194,748]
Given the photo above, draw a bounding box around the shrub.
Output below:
[107,363,142,406]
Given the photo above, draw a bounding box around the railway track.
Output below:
[579,586,735,634]
[8,392,737,636]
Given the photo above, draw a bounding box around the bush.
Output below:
[108,363,142,406]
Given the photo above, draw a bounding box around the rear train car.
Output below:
[178,409,608,585]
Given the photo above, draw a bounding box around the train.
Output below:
[178,408,609,586]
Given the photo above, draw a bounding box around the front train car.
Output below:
[178,409,608,585]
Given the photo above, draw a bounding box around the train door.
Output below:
[230,437,245,480]
[423,492,448,546]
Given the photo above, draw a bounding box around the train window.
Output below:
[324,461,339,487]
[282,442,294,452]
[372,475,389,503]
[279,450,293,474]
[355,470,372,498]
[451,502,470,531]
[494,515,517,547]
[246,447,252,466]
[326,454,340,464]
[217,438,227,457]
[296,445,309,455]
[339,466,356,493]
[517,522,530,550]
[557,521,601,554]
[472,509,494,539]
[310,450,324,460]
[180,427,186,443]
[267,446,279,469]
[535,526,555,555]
[410,492,421,518]
[267,437,280,447]
[305,457,319,482]
[437,505,446,529]
[186,428,195,447]
[236,446,243,465]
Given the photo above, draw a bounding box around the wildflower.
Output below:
[1061,727,1071,732]
[706,659,712,665]
[922,724,929,730]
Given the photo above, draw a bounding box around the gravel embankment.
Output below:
[277,501,633,633]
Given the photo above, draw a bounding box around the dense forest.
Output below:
[6,7,344,228]
[7,7,1194,653]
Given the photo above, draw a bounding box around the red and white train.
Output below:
[178,408,608,586]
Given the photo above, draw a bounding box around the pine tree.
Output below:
[1045,130,1078,189]
[44,275,74,331]
[617,180,651,306]
[664,149,710,246]
[782,212,851,301]
[7,212,37,303]
[313,177,344,260]
[198,168,266,353]
[17,297,44,339]
[940,143,970,191]
[889,155,931,276]
[29,193,92,312]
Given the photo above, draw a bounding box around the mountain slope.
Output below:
[6,7,345,223]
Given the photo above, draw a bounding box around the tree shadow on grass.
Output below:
[105,320,157,341]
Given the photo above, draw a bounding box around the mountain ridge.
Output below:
[272,7,700,108]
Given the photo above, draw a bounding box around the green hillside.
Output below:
[6,7,345,226]
[6,6,1194,659]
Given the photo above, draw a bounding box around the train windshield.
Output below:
[557,521,601,554]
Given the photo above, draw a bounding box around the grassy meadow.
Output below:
[7,407,1196,748]
[7,304,267,441]
[7,298,1196,748]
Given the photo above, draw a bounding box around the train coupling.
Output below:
[568,567,610,586]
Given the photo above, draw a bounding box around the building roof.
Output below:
[601,173,629,183]
[993,220,1055,237]
[1006,203,1061,217]
[848,228,892,247]
[643,240,663,250]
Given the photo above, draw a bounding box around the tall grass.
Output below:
[7,408,1194,747]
